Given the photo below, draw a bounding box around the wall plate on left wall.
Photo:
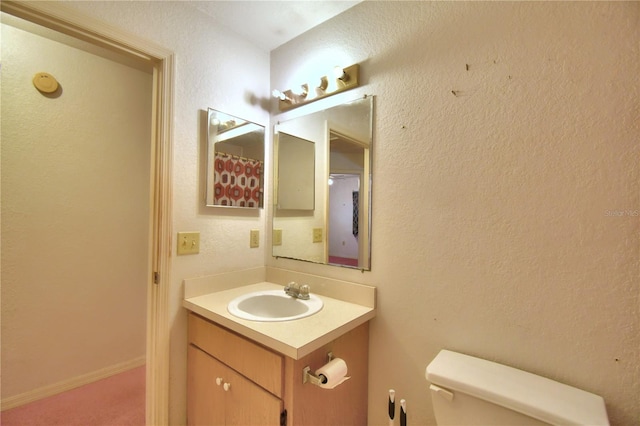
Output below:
[33,72,59,93]
[177,232,200,255]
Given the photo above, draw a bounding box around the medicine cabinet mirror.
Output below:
[273,95,373,270]
[206,108,265,208]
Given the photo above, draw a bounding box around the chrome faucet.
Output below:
[284,282,311,300]
[299,284,310,300]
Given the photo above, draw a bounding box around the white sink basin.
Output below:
[227,289,323,322]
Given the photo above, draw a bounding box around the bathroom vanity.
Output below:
[183,271,376,426]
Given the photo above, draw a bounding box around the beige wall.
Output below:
[16,1,638,425]
[1,18,151,399]
[60,2,271,423]
[270,2,639,425]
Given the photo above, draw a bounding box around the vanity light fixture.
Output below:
[211,117,244,133]
[273,63,360,111]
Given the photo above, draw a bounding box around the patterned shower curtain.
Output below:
[214,152,263,207]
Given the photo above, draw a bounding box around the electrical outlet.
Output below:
[273,229,282,246]
[312,228,323,243]
[250,229,260,248]
[177,231,200,255]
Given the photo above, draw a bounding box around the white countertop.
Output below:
[183,281,376,359]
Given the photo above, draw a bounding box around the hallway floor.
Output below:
[1,365,145,426]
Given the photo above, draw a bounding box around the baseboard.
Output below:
[1,356,146,411]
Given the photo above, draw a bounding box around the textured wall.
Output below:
[270,2,639,425]
[1,20,150,397]
[35,1,639,424]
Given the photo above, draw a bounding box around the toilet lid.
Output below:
[426,350,609,426]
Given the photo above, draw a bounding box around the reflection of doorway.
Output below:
[328,174,360,267]
[327,126,369,269]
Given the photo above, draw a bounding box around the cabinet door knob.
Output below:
[223,382,231,392]
[216,377,223,386]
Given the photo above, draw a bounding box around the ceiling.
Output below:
[188,1,362,51]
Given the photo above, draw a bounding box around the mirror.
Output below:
[206,108,265,208]
[276,133,315,210]
[273,95,373,270]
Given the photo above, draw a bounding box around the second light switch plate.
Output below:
[250,229,260,248]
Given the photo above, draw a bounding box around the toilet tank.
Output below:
[425,350,609,426]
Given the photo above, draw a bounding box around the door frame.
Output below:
[0,1,174,424]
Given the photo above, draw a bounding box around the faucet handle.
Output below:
[285,282,299,297]
[285,281,298,291]
[299,284,310,300]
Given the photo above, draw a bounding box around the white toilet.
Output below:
[425,350,609,425]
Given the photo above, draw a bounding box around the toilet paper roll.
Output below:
[315,358,350,389]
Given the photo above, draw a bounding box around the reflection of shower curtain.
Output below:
[214,152,262,207]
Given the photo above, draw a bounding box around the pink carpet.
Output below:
[328,256,359,267]
[1,366,145,426]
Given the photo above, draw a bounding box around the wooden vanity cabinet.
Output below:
[187,312,369,426]
[188,313,284,426]
[188,346,283,426]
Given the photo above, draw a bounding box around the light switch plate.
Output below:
[273,229,282,246]
[250,229,260,248]
[312,228,323,243]
[177,231,200,255]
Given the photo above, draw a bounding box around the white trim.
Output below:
[1,356,146,411]
[0,2,174,424]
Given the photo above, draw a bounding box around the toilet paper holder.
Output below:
[302,352,334,386]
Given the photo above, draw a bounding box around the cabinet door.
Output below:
[223,363,283,426]
[188,345,226,426]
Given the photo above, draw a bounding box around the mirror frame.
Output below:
[205,108,265,209]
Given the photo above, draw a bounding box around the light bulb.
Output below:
[292,84,309,98]
[272,89,286,100]
[318,76,329,91]
[333,66,348,81]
